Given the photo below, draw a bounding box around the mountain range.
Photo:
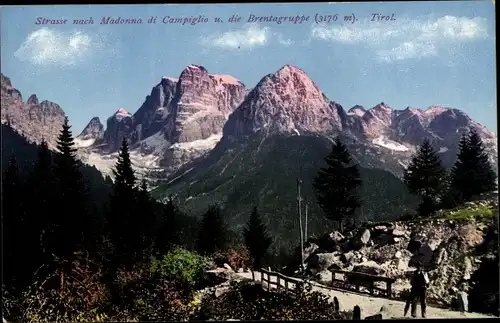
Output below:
[1,65,497,253]
[2,65,496,180]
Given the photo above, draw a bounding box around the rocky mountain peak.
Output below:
[27,94,39,105]
[112,108,132,121]
[164,65,246,143]
[1,73,12,88]
[348,105,366,117]
[0,73,65,148]
[222,65,342,139]
[77,117,104,141]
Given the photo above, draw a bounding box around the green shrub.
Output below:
[440,206,495,221]
[150,247,209,293]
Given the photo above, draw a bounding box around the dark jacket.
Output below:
[411,268,429,289]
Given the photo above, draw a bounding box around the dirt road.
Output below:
[235,271,494,319]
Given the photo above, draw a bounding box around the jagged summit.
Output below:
[111,108,131,121]
[222,65,341,139]
[76,117,104,147]
[27,94,39,105]
[348,105,366,117]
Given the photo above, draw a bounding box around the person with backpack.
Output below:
[404,262,430,318]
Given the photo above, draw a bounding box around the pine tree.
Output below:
[403,139,447,217]
[107,137,140,266]
[27,140,56,267]
[52,117,90,275]
[196,204,228,255]
[243,206,272,269]
[313,137,362,231]
[2,154,24,289]
[157,197,182,254]
[136,178,157,252]
[448,129,497,204]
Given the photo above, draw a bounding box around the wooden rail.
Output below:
[330,269,396,298]
[259,268,302,293]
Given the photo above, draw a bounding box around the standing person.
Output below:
[404,262,430,318]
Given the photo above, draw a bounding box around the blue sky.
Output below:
[1,2,497,134]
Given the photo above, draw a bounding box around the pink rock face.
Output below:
[165,64,247,143]
[98,65,247,150]
[1,73,65,149]
[223,65,342,139]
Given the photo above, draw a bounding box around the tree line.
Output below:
[313,129,497,229]
[3,118,272,299]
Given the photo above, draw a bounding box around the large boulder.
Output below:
[303,242,319,263]
[350,229,371,250]
[307,253,342,272]
[353,261,387,276]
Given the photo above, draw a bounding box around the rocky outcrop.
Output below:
[100,108,134,152]
[1,73,65,149]
[76,117,104,146]
[304,195,498,307]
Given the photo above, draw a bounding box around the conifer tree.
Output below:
[243,206,272,269]
[27,140,55,266]
[196,204,228,255]
[108,137,140,265]
[157,197,182,254]
[403,139,447,217]
[136,178,157,252]
[52,117,90,274]
[313,137,362,231]
[448,129,497,204]
[2,154,24,289]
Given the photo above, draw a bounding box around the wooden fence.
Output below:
[251,268,385,320]
[259,268,302,293]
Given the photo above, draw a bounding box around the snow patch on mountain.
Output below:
[74,138,96,148]
[170,133,223,151]
[372,136,412,152]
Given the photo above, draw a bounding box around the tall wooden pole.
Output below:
[297,178,304,272]
[304,202,309,243]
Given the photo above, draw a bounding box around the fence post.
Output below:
[353,305,361,320]
[334,296,340,313]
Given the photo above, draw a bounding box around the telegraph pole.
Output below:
[297,178,304,272]
[304,201,309,243]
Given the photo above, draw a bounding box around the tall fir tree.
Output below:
[136,178,157,253]
[107,137,141,266]
[243,206,272,269]
[26,140,56,272]
[448,129,497,204]
[157,197,183,254]
[51,117,90,277]
[313,137,362,232]
[2,154,25,290]
[403,139,447,217]
[196,204,228,255]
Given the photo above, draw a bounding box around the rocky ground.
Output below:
[301,194,499,311]
[197,265,493,319]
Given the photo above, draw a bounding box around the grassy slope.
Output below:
[153,134,418,254]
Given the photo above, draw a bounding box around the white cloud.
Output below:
[15,28,102,67]
[311,15,489,62]
[201,24,291,49]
